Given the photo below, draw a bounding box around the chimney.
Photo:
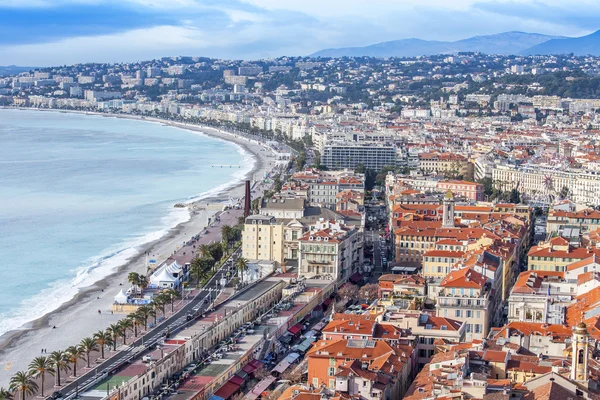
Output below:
[244,180,251,218]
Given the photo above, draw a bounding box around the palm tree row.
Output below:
[3,288,182,400]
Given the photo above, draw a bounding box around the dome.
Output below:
[445,190,454,200]
[577,321,587,329]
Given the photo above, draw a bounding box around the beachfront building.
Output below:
[298,218,362,282]
[242,215,285,266]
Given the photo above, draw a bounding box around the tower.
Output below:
[442,190,455,228]
[244,180,251,218]
[571,321,589,384]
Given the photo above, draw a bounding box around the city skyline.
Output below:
[1,0,600,66]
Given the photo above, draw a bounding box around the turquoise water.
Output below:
[0,109,253,336]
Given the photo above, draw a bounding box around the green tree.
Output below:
[118,319,133,345]
[65,346,85,378]
[0,387,13,400]
[135,306,152,330]
[93,330,113,359]
[9,371,38,400]
[79,337,98,368]
[106,324,121,351]
[163,288,181,312]
[28,357,54,397]
[509,189,521,204]
[236,257,249,284]
[48,351,70,387]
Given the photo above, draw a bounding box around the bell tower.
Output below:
[571,321,589,384]
[442,190,455,228]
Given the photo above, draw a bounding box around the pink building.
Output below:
[437,180,484,201]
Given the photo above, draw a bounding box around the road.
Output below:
[58,252,239,400]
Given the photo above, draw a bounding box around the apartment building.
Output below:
[436,268,491,341]
[320,142,397,170]
[527,236,600,272]
[242,215,285,266]
[291,169,364,209]
[437,180,484,201]
[298,219,362,282]
[418,152,474,180]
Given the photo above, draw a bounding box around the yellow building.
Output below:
[242,215,284,265]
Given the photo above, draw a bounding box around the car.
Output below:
[142,355,153,363]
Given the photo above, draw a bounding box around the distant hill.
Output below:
[0,65,35,76]
[310,31,564,58]
[522,30,600,56]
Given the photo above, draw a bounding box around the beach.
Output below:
[0,113,282,387]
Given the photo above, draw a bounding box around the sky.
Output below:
[0,0,599,66]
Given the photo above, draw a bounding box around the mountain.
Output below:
[310,31,564,58]
[0,65,35,76]
[522,30,600,56]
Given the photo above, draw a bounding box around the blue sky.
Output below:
[0,0,598,66]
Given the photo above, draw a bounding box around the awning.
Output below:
[243,376,276,400]
[271,360,291,374]
[229,375,245,386]
[252,376,276,395]
[209,396,224,400]
[214,382,241,399]
[242,359,264,374]
[322,298,332,307]
[288,323,303,335]
[349,272,363,284]
[235,370,249,381]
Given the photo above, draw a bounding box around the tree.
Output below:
[79,337,98,369]
[236,257,249,284]
[127,272,140,297]
[338,283,359,300]
[48,351,70,387]
[359,283,379,303]
[221,225,233,245]
[135,306,152,330]
[0,388,13,400]
[163,288,181,312]
[279,368,303,384]
[118,319,133,345]
[509,189,521,204]
[28,357,54,397]
[106,324,121,351]
[126,313,142,337]
[65,346,85,378]
[93,330,113,359]
[9,371,38,400]
[198,244,211,259]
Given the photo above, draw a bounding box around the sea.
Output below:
[0,109,253,337]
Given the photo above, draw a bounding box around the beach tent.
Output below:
[151,268,178,288]
[114,289,129,304]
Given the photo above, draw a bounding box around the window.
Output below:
[313,378,319,387]
[328,367,336,376]
[329,379,335,389]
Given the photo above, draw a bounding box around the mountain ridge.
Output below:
[310,31,565,58]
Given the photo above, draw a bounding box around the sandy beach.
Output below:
[0,112,284,387]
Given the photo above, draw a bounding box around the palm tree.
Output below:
[0,387,13,400]
[65,346,85,378]
[106,323,121,351]
[118,319,133,345]
[236,257,249,284]
[221,224,233,247]
[79,337,98,368]
[138,275,149,292]
[127,272,140,297]
[153,294,167,317]
[28,357,54,397]
[198,244,210,259]
[163,288,181,312]
[93,330,113,359]
[190,257,202,287]
[135,306,151,330]
[48,350,70,387]
[9,371,38,400]
[127,313,143,337]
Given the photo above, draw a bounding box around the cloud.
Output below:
[0,0,598,65]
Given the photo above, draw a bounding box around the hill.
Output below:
[0,65,35,76]
[310,31,563,58]
[523,30,600,56]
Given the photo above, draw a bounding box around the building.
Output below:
[418,152,474,180]
[298,219,362,282]
[528,236,600,272]
[437,180,484,201]
[242,215,285,266]
[320,142,396,171]
[436,268,491,341]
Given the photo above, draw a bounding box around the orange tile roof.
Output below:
[440,267,487,289]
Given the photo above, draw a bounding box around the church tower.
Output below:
[442,190,455,228]
[571,321,589,384]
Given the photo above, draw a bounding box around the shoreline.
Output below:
[0,108,280,386]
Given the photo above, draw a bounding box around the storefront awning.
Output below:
[349,272,363,284]
[214,382,240,400]
[288,323,303,335]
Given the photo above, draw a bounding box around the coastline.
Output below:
[0,109,280,386]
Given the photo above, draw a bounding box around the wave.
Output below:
[0,123,258,338]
